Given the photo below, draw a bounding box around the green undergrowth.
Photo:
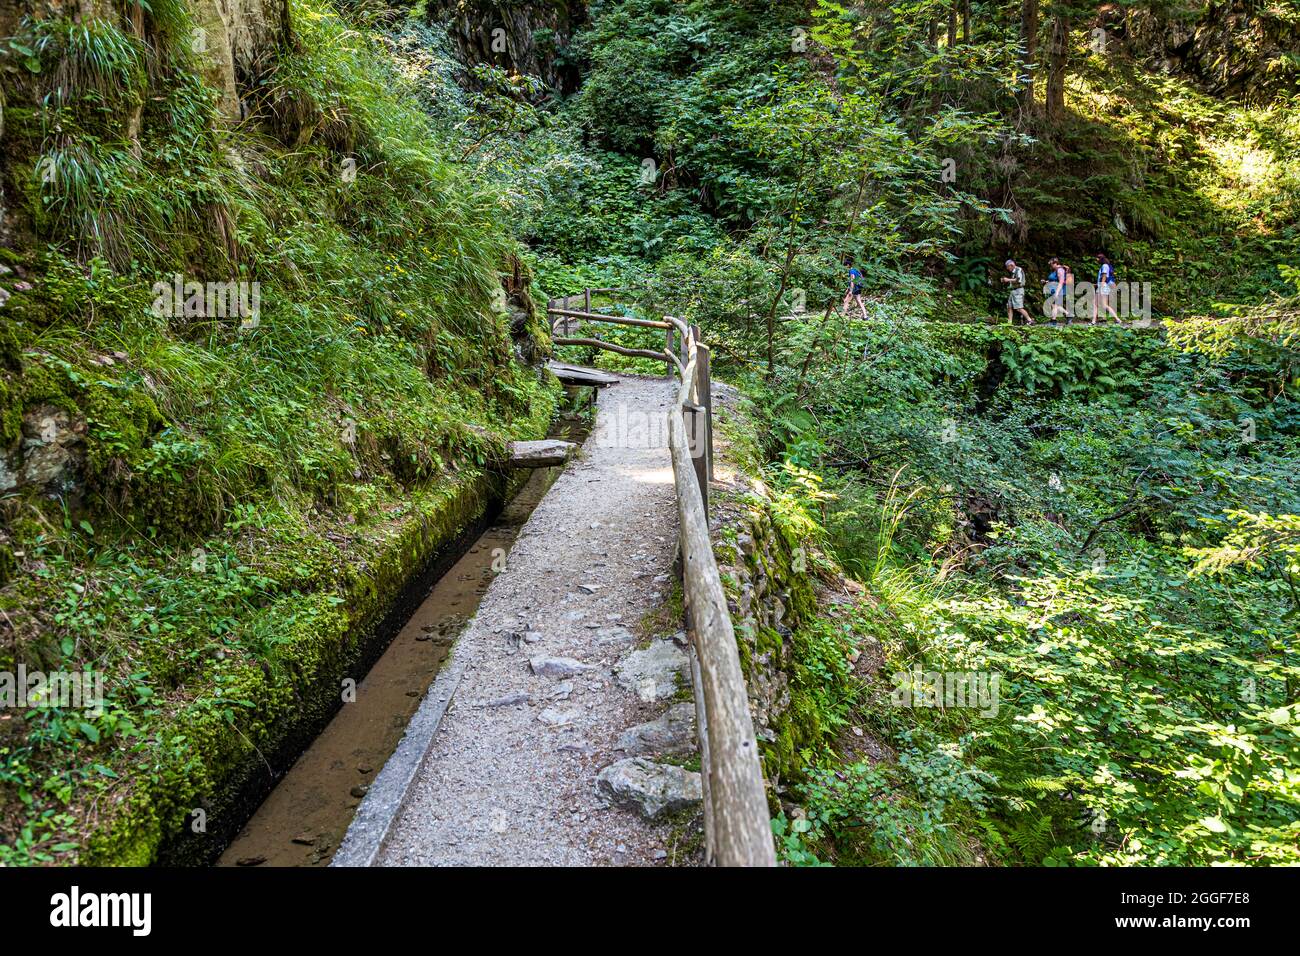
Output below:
[0,0,557,863]
[711,395,990,866]
[725,316,1299,866]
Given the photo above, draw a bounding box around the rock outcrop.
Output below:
[0,1,291,122]
[1125,3,1300,101]
[189,0,293,120]
[0,405,87,497]
[616,702,696,756]
[426,0,587,94]
[613,640,689,702]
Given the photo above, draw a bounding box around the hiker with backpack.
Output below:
[1001,259,1034,325]
[1044,258,1070,320]
[1092,253,1119,323]
[843,258,868,320]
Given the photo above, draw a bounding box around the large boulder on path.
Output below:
[616,703,696,755]
[596,758,701,819]
[613,641,688,701]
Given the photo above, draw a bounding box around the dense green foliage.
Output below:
[769,318,1299,864]
[0,0,555,862]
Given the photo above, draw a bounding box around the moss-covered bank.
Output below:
[707,386,988,867]
[0,0,561,863]
[146,463,528,866]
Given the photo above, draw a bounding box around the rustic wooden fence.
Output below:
[546,292,775,867]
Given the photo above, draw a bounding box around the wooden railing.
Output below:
[547,292,776,867]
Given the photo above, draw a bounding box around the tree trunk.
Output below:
[766,224,796,380]
[927,16,941,111]
[1018,0,1039,111]
[1045,11,1070,121]
[962,0,972,43]
[794,168,870,402]
[947,2,957,48]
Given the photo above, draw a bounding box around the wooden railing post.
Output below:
[698,342,713,482]
[688,644,716,865]
[685,402,708,518]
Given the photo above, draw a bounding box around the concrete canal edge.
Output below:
[331,648,471,867]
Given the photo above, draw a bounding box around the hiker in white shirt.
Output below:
[1001,259,1033,325]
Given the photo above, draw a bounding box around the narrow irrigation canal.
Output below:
[216,397,592,867]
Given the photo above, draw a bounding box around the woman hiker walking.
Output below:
[1092,253,1119,323]
[1045,258,1069,320]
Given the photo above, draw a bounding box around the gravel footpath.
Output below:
[376,374,692,866]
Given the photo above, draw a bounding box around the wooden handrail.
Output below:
[548,290,774,866]
[547,308,672,330]
[547,299,677,377]
[663,312,774,867]
[551,337,670,363]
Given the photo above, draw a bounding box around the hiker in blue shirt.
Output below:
[1091,253,1119,324]
[1044,258,1069,320]
[843,259,867,319]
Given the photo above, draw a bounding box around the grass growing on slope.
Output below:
[0,0,556,863]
